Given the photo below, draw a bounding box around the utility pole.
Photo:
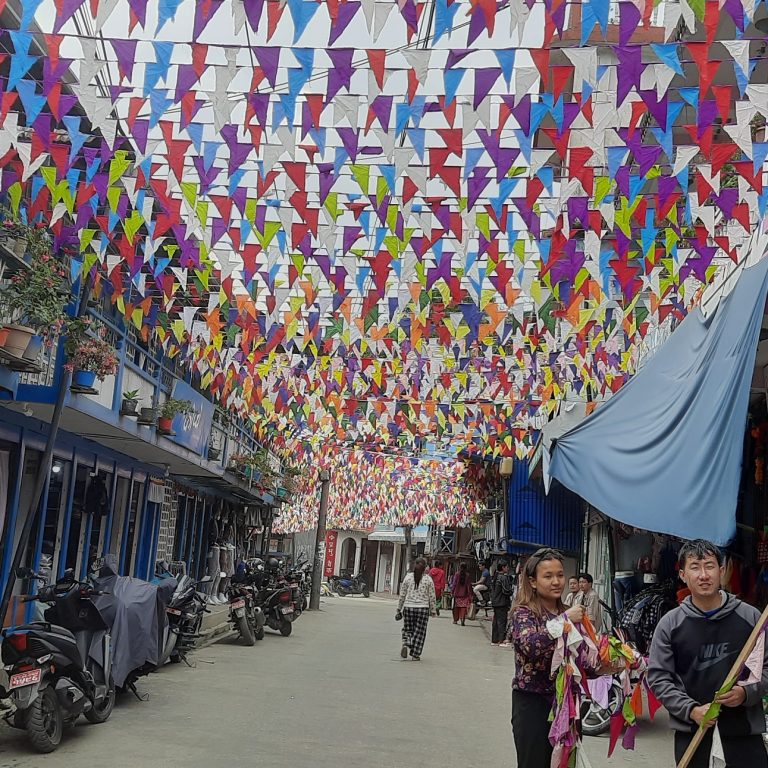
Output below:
[403,524,415,570]
[309,468,330,610]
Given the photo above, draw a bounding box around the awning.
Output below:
[529,402,590,475]
[549,246,768,546]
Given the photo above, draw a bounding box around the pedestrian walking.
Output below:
[396,557,436,661]
[450,562,472,625]
[563,576,580,607]
[490,558,514,645]
[648,539,768,768]
[509,548,591,768]
[429,558,447,616]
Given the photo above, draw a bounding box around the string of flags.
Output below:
[0,0,763,478]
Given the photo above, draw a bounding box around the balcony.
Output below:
[1,296,278,505]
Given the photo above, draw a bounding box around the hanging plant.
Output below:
[0,243,68,358]
[63,318,117,386]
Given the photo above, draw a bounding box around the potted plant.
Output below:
[0,247,67,359]
[227,452,246,474]
[64,317,117,390]
[208,438,221,461]
[137,406,157,426]
[121,390,141,416]
[158,398,193,434]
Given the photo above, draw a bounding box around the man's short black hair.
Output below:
[434,558,443,567]
[578,573,594,585]
[497,558,510,570]
[678,539,724,569]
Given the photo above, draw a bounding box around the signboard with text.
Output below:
[324,530,338,577]
[170,380,215,456]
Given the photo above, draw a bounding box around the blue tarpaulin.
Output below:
[549,256,768,546]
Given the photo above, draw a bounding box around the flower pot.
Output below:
[73,369,97,389]
[2,324,36,358]
[157,416,173,433]
[208,447,221,461]
[22,334,43,361]
[12,237,27,259]
[121,399,139,416]
[137,407,157,425]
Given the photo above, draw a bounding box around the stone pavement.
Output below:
[0,596,673,768]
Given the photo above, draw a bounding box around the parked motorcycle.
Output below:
[160,574,212,665]
[284,558,311,613]
[89,555,172,697]
[1,567,115,753]
[228,564,266,645]
[254,559,296,636]
[330,571,369,598]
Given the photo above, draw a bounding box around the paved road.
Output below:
[0,597,672,768]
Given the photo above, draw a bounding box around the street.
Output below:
[0,598,672,768]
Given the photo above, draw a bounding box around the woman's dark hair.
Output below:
[413,557,427,587]
[458,561,468,585]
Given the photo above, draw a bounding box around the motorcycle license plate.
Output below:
[9,668,41,689]
[167,607,182,616]
[281,606,293,615]
[231,599,245,610]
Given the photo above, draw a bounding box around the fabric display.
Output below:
[616,581,678,654]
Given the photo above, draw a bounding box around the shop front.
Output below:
[0,407,165,624]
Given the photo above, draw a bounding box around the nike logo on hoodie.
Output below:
[692,642,732,672]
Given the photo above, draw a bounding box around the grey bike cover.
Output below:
[90,556,175,687]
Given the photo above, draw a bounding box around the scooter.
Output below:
[255,577,295,636]
[1,567,115,753]
[331,572,370,598]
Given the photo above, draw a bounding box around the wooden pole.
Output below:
[677,602,768,768]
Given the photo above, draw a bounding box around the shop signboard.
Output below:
[324,530,338,577]
[170,380,215,456]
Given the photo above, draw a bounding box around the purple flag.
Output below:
[194,0,225,39]
[619,1,641,46]
[327,48,355,103]
[111,38,138,82]
[243,0,265,30]
[53,0,85,33]
[329,1,361,45]
[253,47,280,88]
[474,67,500,109]
[615,45,642,106]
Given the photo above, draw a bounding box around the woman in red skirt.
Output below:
[450,563,473,625]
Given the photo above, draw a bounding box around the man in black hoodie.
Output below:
[648,539,768,767]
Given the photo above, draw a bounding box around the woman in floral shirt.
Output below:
[509,549,587,768]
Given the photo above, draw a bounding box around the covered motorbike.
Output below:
[89,556,175,694]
